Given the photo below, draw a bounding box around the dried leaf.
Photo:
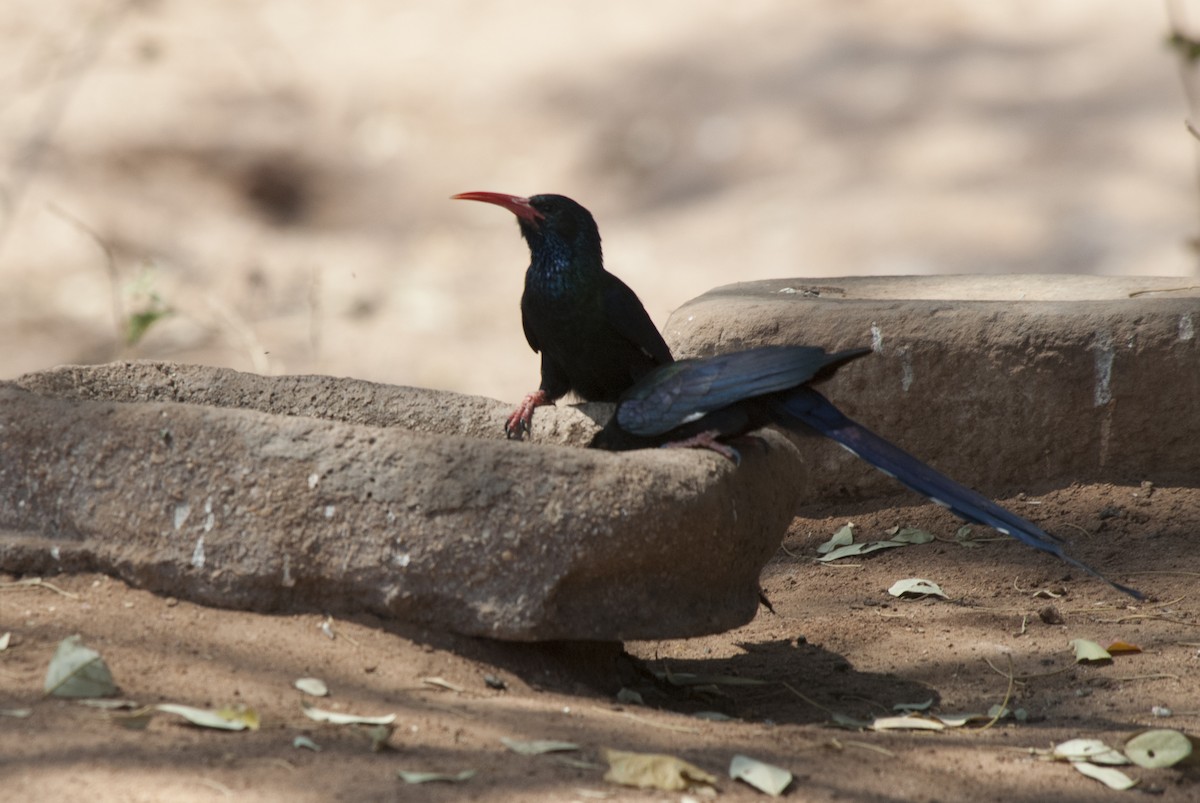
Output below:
[657,670,767,687]
[729,754,793,797]
[357,723,395,752]
[829,712,873,729]
[693,711,734,721]
[1124,729,1193,768]
[616,687,644,705]
[816,524,855,554]
[887,578,947,599]
[870,715,945,732]
[155,703,259,731]
[301,702,396,726]
[0,632,10,651]
[294,677,329,697]
[893,699,935,713]
[1069,639,1113,663]
[818,540,906,562]
[1105,641,1142,655]
[501,738,580,755]
[890,527,935,544]
[0,708,33,718]
[1052,738,1129,765]
[421,676,465,693]
[933,712,988,727]
[396,769,475,784]
[75,699,139,710]
[601,748,718,792]
[44,635,117,698]
[293,736,322,752]
[1072,761,1137,790]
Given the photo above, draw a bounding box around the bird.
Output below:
[453,192,673,438]
[590,344,1144,600]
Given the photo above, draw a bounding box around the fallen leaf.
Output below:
[155,703,260,731]
[818,540,907,562]
[889,527,935,544]
[829,712,874,729]
[1105,641,1142,655]
[0,708,33,718]
[421,676,465,693]
[44,635,117,698]
[601,748,718,792]
[954,525,981,548]
[396,769,474,784]
[293,736,322,752]
[887,578,947,599]
[1051,738,1128,765]
[357,723,395,752]
[657,670,767,687]
[1072,761,1137,790]
[1069,639,1113,663]
[1124,729,1193,768]
[75,699,139,710]
[817,524,855,554]
[616,688,644,705]
[501,738,580,755]
[893,699,935,713]
[693,711,734,721]
[933,712,988,727]
[729,754,793,797]
[0,632,10,651]
[294,677,329,697]
[301,702,396,726]
[870,715,945,732]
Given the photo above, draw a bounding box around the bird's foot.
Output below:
[505,390,554,440]
[660,430,741,464]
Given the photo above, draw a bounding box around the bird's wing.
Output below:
[772,387,1143,599]
[617,345,867,436]
[600,275,674,365]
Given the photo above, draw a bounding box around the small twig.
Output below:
[193,778,233,797]
[1098,613,1192,626]
[781,681,840,717]
[46,203,123,338]
[982,655,1072,683]
[0,577,80,599]
[1128,284,1200,297]
[840,740,897,758]
[976,655,1016,733]
[1111,673,1181,682]
[1058,522,1093,539]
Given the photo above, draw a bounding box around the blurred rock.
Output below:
[666,275,1200,495]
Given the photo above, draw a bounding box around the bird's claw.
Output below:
[504,410,532,440]
[661,430,741,464]
[504,390,553,441]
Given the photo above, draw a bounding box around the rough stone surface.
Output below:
[665,275,1200,497]
[0,363,801,641]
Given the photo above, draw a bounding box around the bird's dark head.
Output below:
[452,191,602,273]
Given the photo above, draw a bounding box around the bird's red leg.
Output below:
[505,390,554,440]
[660,430,741,464]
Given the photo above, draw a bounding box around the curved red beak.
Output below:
[452,191,544,223]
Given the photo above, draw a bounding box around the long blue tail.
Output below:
[774,388,1143,599]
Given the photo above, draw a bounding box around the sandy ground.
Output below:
[3,482,1198,801]
[3,2,1200,801]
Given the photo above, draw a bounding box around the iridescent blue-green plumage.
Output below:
[591,344,1142,599]
[514,195,672,402]
[454,192,672,437]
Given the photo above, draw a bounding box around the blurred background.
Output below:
[1,0,1197,403]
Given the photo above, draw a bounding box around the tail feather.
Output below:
[775,388,1143,600]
